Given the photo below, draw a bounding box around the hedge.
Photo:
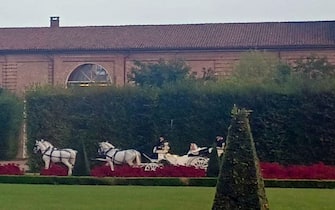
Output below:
[25,85,335,175]
[0,175,334,188]
[0,89,23,160]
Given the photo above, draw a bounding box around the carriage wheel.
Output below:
[158,159,170,166]
[144,163,161,171]
[187,157,209,170]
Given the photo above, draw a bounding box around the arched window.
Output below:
[67,64,112,87]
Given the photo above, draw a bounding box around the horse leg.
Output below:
[125,153,136,167]
[70,150,77,166]
[63,160,73,176]
[127,160,134,167]
[128,151,141,167]
[43,158,50,169]
[107,158,114,171]
[136,152,142,166]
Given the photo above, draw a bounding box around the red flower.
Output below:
[90,164,206,177]
[260,162,335,179]
[0,163,24,175]
[40,164,68,176]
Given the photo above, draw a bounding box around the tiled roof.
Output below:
[0,20,334,52]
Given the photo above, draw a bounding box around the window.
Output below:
[67,64,112,87]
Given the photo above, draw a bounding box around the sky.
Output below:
[1,0,334,27]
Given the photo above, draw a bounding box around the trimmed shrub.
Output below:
[212,106,269,210]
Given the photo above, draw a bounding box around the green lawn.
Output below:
[0,184,334,210]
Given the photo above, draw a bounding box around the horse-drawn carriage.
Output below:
[97,141,210,172]
[33,138,214,175]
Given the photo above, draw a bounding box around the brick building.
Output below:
[1,17,335,94]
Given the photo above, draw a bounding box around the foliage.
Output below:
[231,50,284,86]
[24,52,335,173]
[200,67,219,82]
[212,106,269,210]
[251,91,335,165]
[127,58,193,87]
[26,83,335,175]
[0,90,23,159]
[229,51,335,94]
[26,86,160,175]
[292,54,335,80]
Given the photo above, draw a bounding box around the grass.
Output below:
[0,184,334,210]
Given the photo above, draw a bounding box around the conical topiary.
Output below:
[212,105,269,210]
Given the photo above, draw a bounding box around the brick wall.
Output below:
[1,49,335,94]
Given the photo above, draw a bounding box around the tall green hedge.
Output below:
[25,85,335,174]
[0,89,23,160]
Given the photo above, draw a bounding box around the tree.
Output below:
[292,54,335,80]
[127,58,192,87]
[231,50,280,85]
[212,105,269,210]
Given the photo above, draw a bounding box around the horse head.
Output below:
[98,141,114,155]
[39,139,53,149]
[104,141,115,149]
[33,140,46,153]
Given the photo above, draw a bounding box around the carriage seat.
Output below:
[187,143,211,157]
[187,148,209,156]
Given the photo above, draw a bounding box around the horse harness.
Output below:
[41,146,72,162]
[103,147,127,165]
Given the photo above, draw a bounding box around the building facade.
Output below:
[1,17,335,94]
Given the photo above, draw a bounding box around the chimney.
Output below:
[50,16,60,28]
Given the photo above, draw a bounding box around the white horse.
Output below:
[97,141,141,171]
[33,140,76,175]
[39,139,77,166]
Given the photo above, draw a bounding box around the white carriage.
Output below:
[142,142,210,171]
[141,155,209,171]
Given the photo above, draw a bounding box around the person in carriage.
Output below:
[215,135,226,156]
[152,136,170,160]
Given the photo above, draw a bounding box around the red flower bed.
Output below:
[91,162,335,179]
[0,163,24,175]
[90,164,206,177]
[260,162,335,179]
[40,164,68,176]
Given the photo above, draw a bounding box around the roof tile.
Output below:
[0,20,334,52]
